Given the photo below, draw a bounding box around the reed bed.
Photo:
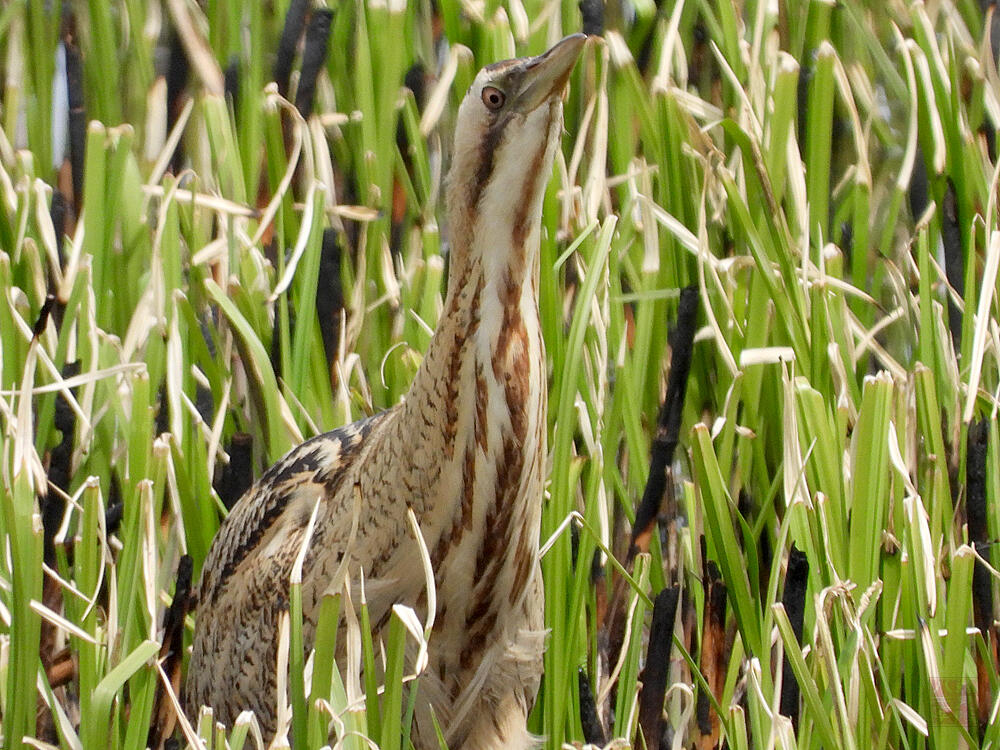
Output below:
[1,0,999,748]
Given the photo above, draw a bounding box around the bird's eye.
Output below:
[481,86,505,111]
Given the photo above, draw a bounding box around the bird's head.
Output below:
[446,34,587,266]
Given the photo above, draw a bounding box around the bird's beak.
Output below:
[513,33,588,114]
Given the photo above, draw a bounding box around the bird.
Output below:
[184,33,587,749]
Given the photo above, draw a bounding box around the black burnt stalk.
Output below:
[986,8,1000,160]
[605,287,698,723]
[33,294,57,339]
[590,547,607,632]
[216,433,255,510]
[941,179,964,353]
[104,474,124,536]
[630,286,698,560]
[64,35,86,215]
[739,490,771,601]
[578,0,604,37]
[578,668,607,746]
[907,149,929,222]
[638,585,680,750]
[45,190,69,328]
[967,418,994,734]
[42,360,81,562]
[165,25,190,174]
[48,191,68,264]
[269,245,288,382]
[39,358,81,737]
[779,545,809,730]
[295,8,335,119]
[274,0,311,98]
[316,228,345,385]
[224,55,240,112]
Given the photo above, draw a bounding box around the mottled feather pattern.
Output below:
[197,411,389,606]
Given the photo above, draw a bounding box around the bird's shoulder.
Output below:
[197,409,394,606]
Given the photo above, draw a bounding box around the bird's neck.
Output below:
[392,208,548,661]
[376,168,551,575]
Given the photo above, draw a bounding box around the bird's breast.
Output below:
[412,281,546,681]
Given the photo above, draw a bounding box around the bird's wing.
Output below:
[196,411,393,607]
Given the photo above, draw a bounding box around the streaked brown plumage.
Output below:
[185,34,587,748]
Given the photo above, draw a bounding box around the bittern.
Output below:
[185,34,587,748]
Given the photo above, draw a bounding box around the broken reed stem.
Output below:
[630,286,698,559]
[638,585,680,750]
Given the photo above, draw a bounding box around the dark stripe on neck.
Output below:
[511,122,551,250]
[471,115,510,210]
